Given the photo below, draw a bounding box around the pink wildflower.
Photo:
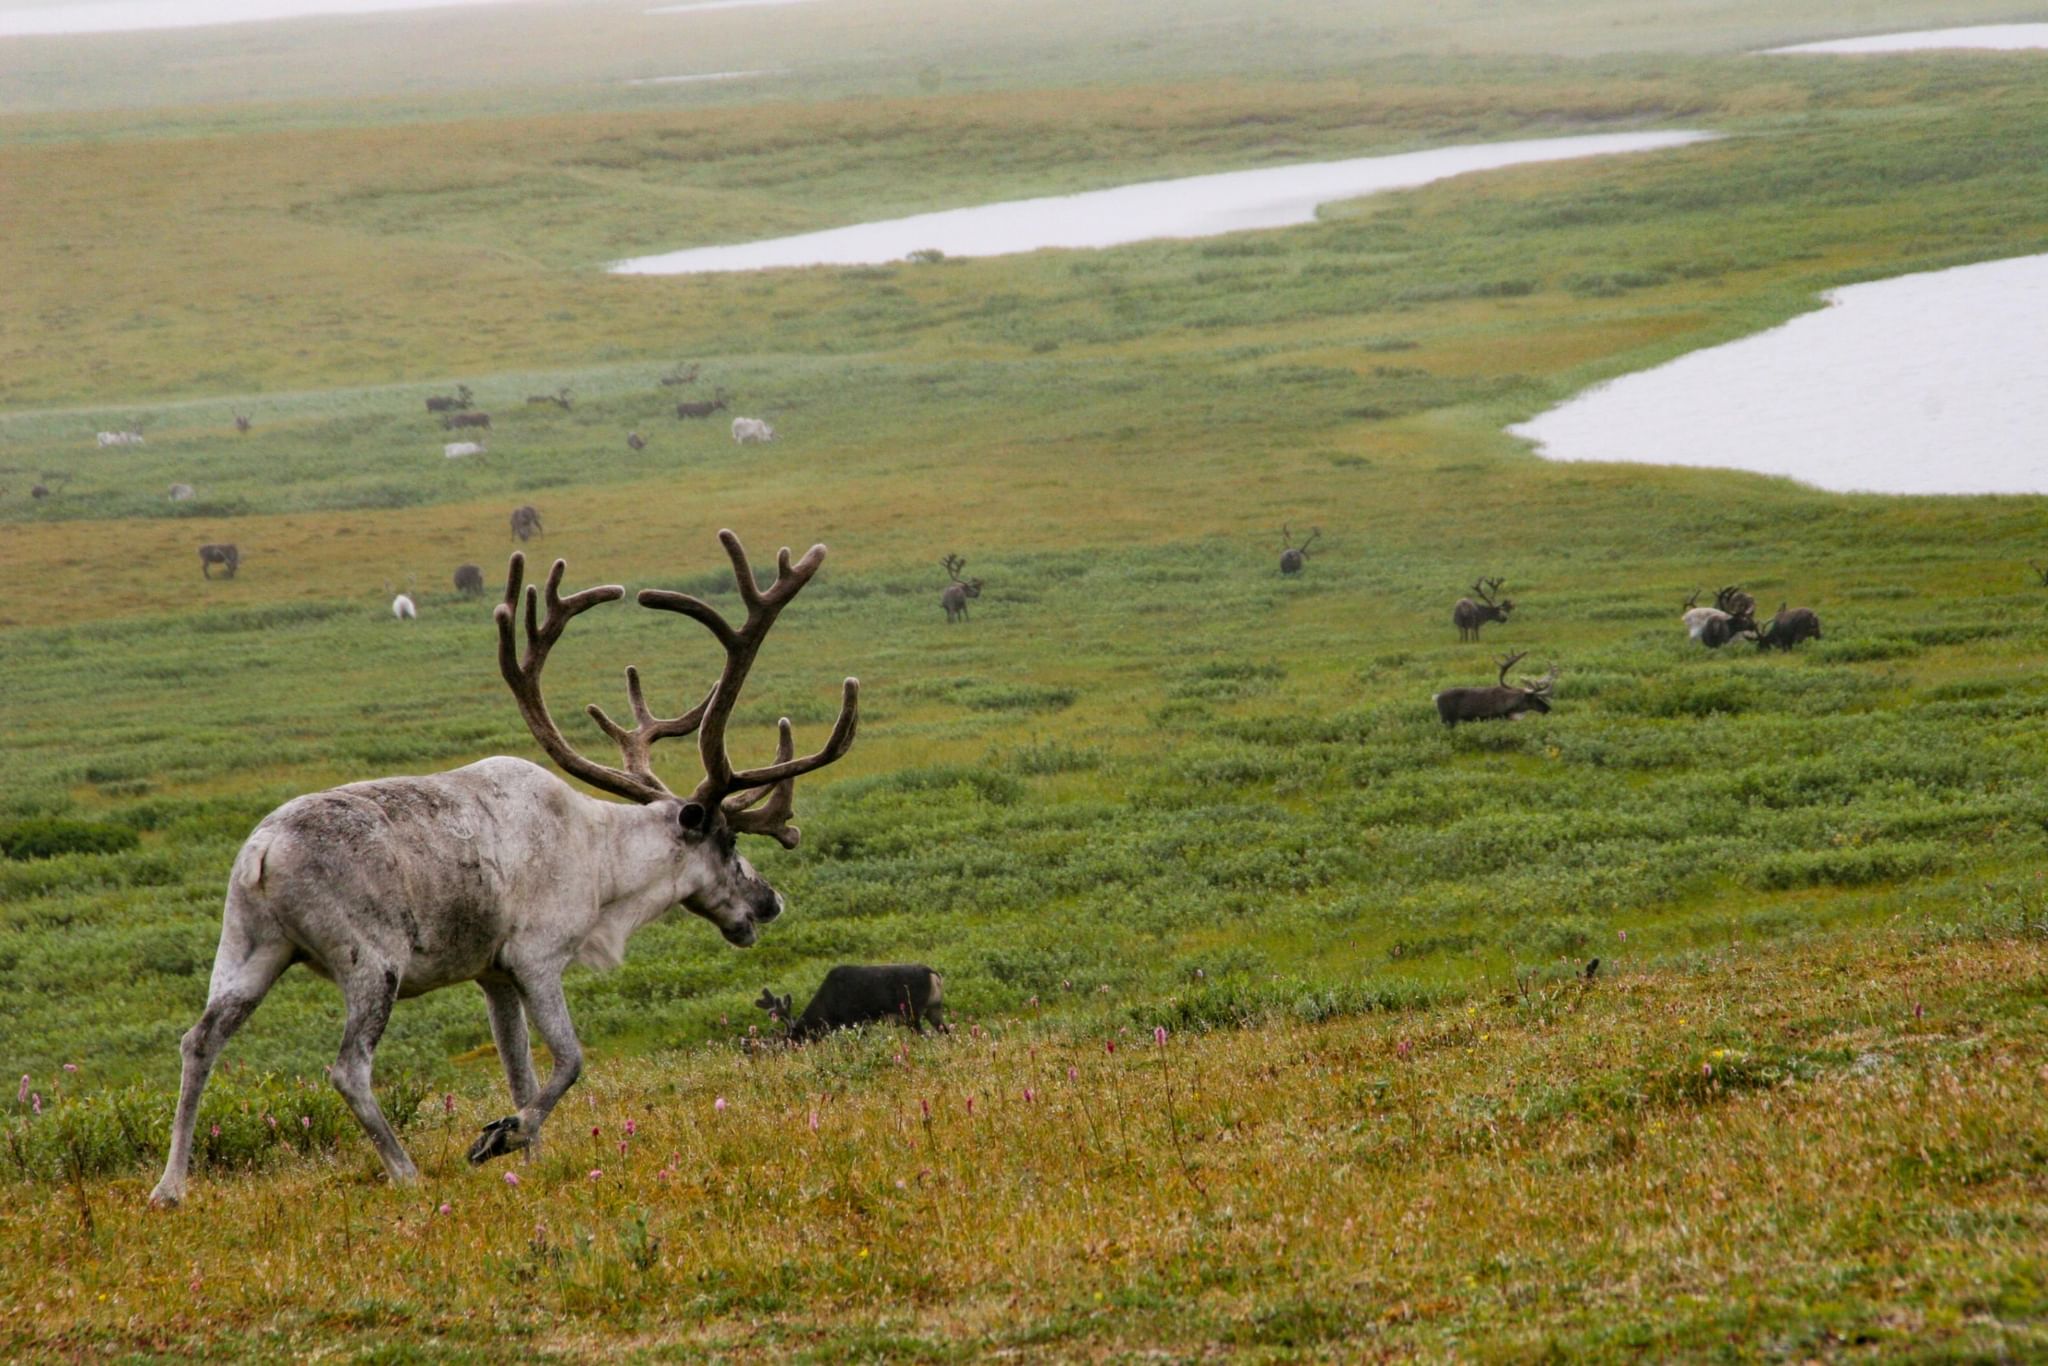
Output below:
[301,1115,311,1129]
[714,1096,727,1113]
[265,1113,276,1129]
[1397,1039,1412,1058]
[591,1125,601,1138]
[588,1168,603,1181]
[618,1140,628,1156]
[503,1171,520,1187]
[808,1111,820,1132]
[1067,1066,1077,1083]
[443,1093,456,1116]
[920,1097,930,1120]
[1023,1087,1035,1104]
[62,1063,78,1073]
[1618,929,1627,942]
[1154,1027,1168,1046]
[1105,1039,1115,1055]
[210,1124,221,1138]
[438,1203,452,1215]
[15,1075,26,1105]
[31,1093,41,1115]
[623,1118,636,1136]
[965,1096,974,1117]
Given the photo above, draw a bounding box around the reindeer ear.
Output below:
[678,801,710,833]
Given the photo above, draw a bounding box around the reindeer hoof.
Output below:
[467,1116,525,1165]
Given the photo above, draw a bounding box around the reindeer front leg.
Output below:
[468,967,582,1166]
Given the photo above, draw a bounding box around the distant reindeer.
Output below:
[1756,603,1822,651]
[444,441,486,459]
[1433,650,1556,726]
[1279,524,1320,575]
[454,564,486,596]
[627,432,647,451]
[1452,576,1514,641]
[388,578,419,621]
[525,387,572,412]
[510,505,544,542]
[199,544,240,579]
[168,483,195,502]
[676,388,731,420]
[658,362,701,388]
[940,553,982,623]
[233,412,251,434]
[1681,586,1758,649]
[755,966,947,1042]
[97,430,145,448]
[444,411,492,431]
[425,384,474,414]
[732,417,775,445]
[30,483,50,500]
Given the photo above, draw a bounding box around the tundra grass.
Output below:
[2,922,2044,1359]
[5,2,2048,1354]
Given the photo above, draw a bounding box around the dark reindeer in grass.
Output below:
[425,384,474,414]
[676,388,731,420]
[199,544,240,579]
[444,411,492,431]
[1279,524,1320,575]
[453,564,486,596]
[1756,603,1822,651]
[627,432,647,452]
[659,362,701,388]
[1452,576,1514,641]
[525,387,572,412]
[1434,650,1556,726]
[510,505,543,542]
[940,554,982,622]
[756,966,947,1042]
[233,412,251,434]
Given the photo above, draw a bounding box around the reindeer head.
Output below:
[1471,576,1514,619]
[497,534,858,948]
[754,987,796,1033]
[1279,524,1321,573]
[941,554,982,597]
[1498,650,1556,713]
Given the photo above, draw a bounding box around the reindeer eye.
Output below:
[677,801,709,833]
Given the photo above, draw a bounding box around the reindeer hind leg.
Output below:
[149,926,295,1208]
[328,963,420,1187]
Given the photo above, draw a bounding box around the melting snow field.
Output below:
[609,130,1714,276]
[1510,254,2048,496]
[1764,24,2048,54]
[0,0,520,36]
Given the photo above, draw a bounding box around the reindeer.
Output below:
[168,483,195,501]
[755,966,947,1042]
[1681,587,1758,649]
[510,505,544,542]
[940,554,982,623]
[444,411,492,431]
[30,484,49,500]
[388,577,419,621]
[525,387,573,412]
[1756,603,1822,651]
[425,384,474,414]
[234,412,251,434]
[1433,651,1557,725]
[658,363,701,388]
[1279,524,1320,575]
[199,544,240,579]
[453,564,486,596]
[627,432,647,451]
[1452,576,1514,641]
[146,533,860,1207]
[676,388,731,420]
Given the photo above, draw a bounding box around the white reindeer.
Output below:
[386,577,418,621]
[148,534,859,1207]
[444,440,486,459]
[97,430,145,448]
[731,417,774,445]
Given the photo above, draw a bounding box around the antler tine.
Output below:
[494,554,662,804]
[1495,650,1529,687]
[584,665,712,791]
[725,718,802,848]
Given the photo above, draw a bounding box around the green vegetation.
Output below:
[4,0,2047,1355]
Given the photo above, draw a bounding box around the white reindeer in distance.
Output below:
[148,532,860,1207]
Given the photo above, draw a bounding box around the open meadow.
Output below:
[2,0,2046,1356]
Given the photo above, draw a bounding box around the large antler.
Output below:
[1471,575,1501,606]
[638,530,860,847]
[1519,662,1559,696]
[1298,526,1322,556]
[497,554,690,805]
[940,553,968,583]
[1494,650,1529,687]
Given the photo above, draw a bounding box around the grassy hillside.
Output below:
[4,0,2048,1355]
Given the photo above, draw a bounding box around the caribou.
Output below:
[444,441,486,460]
[444,412,492,431]
[510,505,543,542]
[426,384,474,414]
[755,965,947,1042]
[525,387,572,412]
[732,417,775,445]
[627,432,647,452]
[940,553,982,623]
[453,564,486,596]
[168,484,195,502]
[1452,576,1514,641]
[1681,586,1758,649]
[147,532,860,1207]
[97,430,145,448]
[676,389,731,420]
[199,544,240,579]
[1756,603,1822,651]
[1434,651,1556,726]
[658,362,701,387]
[1279,524,1320,575]
[234,412,252,434]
